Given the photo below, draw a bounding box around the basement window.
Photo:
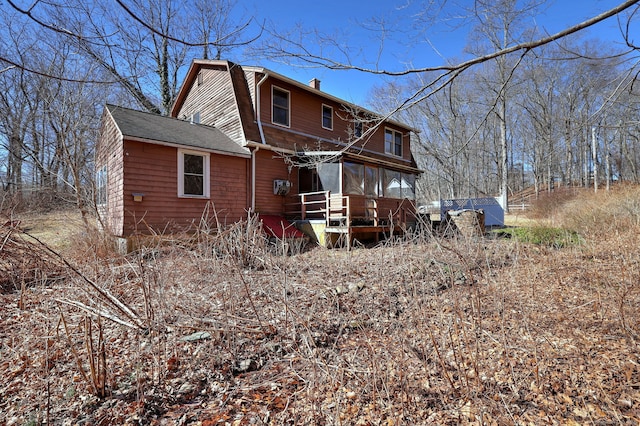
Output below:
[178,149,210,198]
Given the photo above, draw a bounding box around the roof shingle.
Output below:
[106,104,250,157]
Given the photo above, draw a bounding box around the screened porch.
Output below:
[283,154,419,245]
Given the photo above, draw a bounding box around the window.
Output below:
[343,162,364,195]
[178,150,210,197]
[322,104,333,130]
[197,71,203,86]
[191,111,200,124]
[382,169,402,198]
[365,166,379,197]
[354,121,363,138]
[384,128,403,156]
[380,169,416,199]
[95,165,107,205]
[272,86,290,127]
[401,173,415,199]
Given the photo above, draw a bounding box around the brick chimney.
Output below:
[309,78,321,90]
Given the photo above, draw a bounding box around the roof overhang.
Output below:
[124,135,251,159]
[292,150,423,174]
[242,65,418,133]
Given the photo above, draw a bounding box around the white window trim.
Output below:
[178,149,210,198]
[272,85,290,128]
[96,165,107,206]
[384,127,403,157]
[321,104,333,130]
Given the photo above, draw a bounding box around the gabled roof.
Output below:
[105,104,250,157]
[171,59,417,133]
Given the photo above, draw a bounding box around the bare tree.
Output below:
[254,0,640,203]
[5,0,259,115]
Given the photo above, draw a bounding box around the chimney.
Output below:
[309,78,321,90]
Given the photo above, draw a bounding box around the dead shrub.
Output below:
[557,183,640,238]
[0,225,68,294]
[526,186,583,220]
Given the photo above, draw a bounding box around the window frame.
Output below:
[321,104,333,130]
[178,149,210,198]
[384,128,403,157]
[95,165,107,206]
[354,121,363,138]
[272,85,290,127]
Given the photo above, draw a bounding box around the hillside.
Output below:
[1,189,639,424]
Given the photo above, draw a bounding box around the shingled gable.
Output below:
[106,104,250,157]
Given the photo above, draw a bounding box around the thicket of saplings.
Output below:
[2,184,639,424]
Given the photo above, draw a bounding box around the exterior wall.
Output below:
[244,70,257,106]
[253,149,298,215]
[177,64,245,144]
[96,113,124,236]
[256,75,412,164]
[121,140,249,236]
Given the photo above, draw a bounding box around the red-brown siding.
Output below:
[256,76,412,164]
[253,149,298,215]
[120,140,249,236]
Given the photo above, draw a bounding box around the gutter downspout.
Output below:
[252,72,269,212]
[251,146,259,211]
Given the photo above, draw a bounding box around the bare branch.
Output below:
[262,0,639,76]
[0,54,117,84]
[113,0,263,49]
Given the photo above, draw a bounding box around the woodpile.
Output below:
[446,209,486,238]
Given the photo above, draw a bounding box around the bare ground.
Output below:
[0,210,639,425]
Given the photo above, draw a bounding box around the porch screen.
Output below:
[365,166,379,197]
[401,173,415,199]
[343,162,364,195]
[382,169,401,198]
[317,162,340,194]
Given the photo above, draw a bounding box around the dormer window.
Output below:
[272,86,290,127]
[322,104,333,130]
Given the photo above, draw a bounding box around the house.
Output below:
[96,59,421,248]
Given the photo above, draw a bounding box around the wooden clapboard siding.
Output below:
[178,64,245,144]
[243,70,256,105]
[96,111,125,236]
[253,149,297,215]
[255,76,412,163]
[121,140,249,235]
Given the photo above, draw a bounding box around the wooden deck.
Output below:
[285,191,416,248]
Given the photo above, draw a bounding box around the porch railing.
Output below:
[285,192,415,228]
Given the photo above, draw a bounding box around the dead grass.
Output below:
[9,209,86,252]
[0,198,639,424]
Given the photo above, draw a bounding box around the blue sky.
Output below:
[237,0,636,107]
